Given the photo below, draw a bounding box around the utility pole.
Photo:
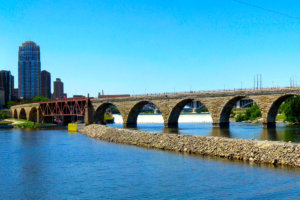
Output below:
[256,74,259,89]
[260,74,262,89]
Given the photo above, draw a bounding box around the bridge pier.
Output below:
[37,109,41,123]
[124,123,137,128]
[212,122,229,128]
[85,104,94,125]
[263,122,276,128]
[165,122,178,128]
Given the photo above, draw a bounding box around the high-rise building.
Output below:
[18,41,41,100]
[53,78,64,99]
[0,70,12,104]
[11,75,14,91]
[12,88,19,101]
[40,70,51,99]
[0,88,5,109]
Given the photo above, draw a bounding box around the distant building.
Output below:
[12,88,19,101]
[11,75,14,91]
[18,41,41,99]
[40,70,51,99]
[53,78,64,99]
[97,94,130,98]
[0,70,13,104]
[0,89,5,109]
[73,95,85,99]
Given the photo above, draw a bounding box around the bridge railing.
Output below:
[11,98,92,107]
[130,86,300,97]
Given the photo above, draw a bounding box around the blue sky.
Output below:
[0,0,299,96]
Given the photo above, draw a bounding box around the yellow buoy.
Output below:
[68,123,77,132]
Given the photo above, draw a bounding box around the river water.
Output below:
[109,122,300,143]
[0,127,300,199]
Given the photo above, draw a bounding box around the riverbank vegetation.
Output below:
[0,111,9,119]
[0,120,13,125]
[104,114,114,121]
[1,118,55,128]
[277,96,300,123]
[235,104,261,122]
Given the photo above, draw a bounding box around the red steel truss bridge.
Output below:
[39,98,90,117]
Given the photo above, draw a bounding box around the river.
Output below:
[0,127,300,199]
[112,123,300,142]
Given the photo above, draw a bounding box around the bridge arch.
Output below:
[218,96,262,127]
[125,101,164,127]
[167,98,211,128]
[19,108,27,120]
[94,103,123,125]
[29,107,38,122]
[265,94,296,127]
[13,109,17,118]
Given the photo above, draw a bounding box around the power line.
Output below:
[232,0,300,21]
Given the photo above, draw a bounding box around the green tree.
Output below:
[32,96,50,102]
[235,104,261,122]
[6,101,18,108]
[281,96,300,123]
[236,114,244,122]
[199,106,208,113]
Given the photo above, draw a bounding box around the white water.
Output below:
[113,113,212,124]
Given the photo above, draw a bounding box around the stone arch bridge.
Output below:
[10,88,300,128]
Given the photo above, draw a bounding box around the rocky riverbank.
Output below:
[79,124,300,167]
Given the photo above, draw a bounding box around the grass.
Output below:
[7,118,30,122]
[15,121,35,128]
[5,118,54,128]
[0,121,13,125]
[104,114,114,121]
[276,114,286,121]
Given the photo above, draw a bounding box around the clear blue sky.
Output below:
[0,0,299,97]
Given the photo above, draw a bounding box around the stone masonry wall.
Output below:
[80,124,300,167]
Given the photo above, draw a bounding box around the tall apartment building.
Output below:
[53,78,64,99]
[0,70,13,104]
[40,70,51,99]
[12,89,19,101]
[18,41,41,99]
[11,75,14,90]
[0,89,5,109]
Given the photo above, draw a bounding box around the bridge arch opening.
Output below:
[94,103,123,126]
[19,108,27,120]
[125,101,163,128]
[219,96,261,128]
[167,99,211,128]
[13,109,17,118]
[266,94,297,128]
[29,107,38,122]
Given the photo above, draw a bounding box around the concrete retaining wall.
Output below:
[80,125,300,167]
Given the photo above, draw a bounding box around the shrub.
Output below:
[236,114,244,122]
[235,104,261,122]
[280,96,300,123]
[0,121,13,125]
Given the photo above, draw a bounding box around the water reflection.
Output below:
[162,127,180,134]
[107,123,300,142]
[210,128,231,138]
[261,128,277,141]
